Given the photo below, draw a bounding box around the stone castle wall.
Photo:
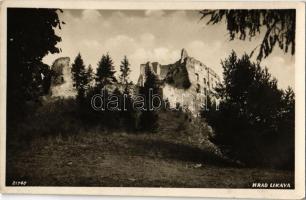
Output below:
[50,57,77,98]
[137,48,220,115]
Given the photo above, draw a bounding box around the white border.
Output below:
[0,1,305,199]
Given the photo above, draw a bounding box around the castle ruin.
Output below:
[137,48,220,115]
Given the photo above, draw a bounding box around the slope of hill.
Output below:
[6,101,294,187]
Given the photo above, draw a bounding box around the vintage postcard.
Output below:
[0,0,305,199]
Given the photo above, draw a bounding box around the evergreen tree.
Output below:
[71,53,85,90]
[86,64,94,87]
[95,53,117,88]
[71,53,89,101]
[200,10,295,60]
[119,56,131,86]
[117,56,137,131]
[203,51,295,168]
[139,67,159,131]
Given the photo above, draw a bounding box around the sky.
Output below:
[43,9,295,90]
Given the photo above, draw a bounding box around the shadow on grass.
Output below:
[127,137,235,167]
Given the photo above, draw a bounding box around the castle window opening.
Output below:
[196,84,200,93]
[195,73,199,82]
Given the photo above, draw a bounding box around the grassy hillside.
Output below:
[6,99,294,187]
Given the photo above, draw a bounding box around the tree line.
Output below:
[70,53,159,132]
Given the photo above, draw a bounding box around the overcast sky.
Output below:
[43,9,295,90]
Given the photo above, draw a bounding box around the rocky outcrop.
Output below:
[50,57,76,98]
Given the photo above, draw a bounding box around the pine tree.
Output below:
[86,64,94,88]
[71,53,88,101]
[119,56,131,84]
[71,53,85,89]
[118,56,136,130]
[139,67,159,131]
[203,51,294,168]
[200,10,295,60]
[95,53,117,88]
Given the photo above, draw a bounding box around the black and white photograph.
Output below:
[0,0,305,199]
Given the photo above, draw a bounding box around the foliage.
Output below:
[95,53,117,89]
[202,51,295,169]
[71,53,92,102]
[138,67,159,131]
[76,54,138,131]
[200,9,295,60]
[119,56,134,95]
[7,8,63,118]
[71,53,85,90]
[86,64,95,85]
[119,56,131,85]
[117,56,137,130]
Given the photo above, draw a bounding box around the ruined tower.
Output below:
[180,48,188,64]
